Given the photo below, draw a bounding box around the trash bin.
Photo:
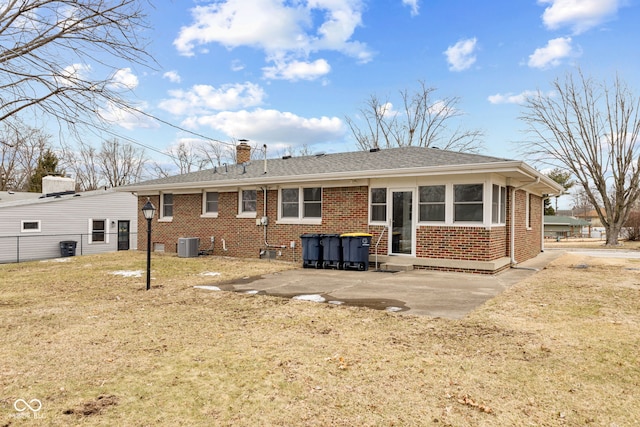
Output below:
[320,234,342,269]
[59,240,77,257]
[300,233,322,268]
[340,233,372,271]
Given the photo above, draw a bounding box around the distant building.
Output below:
[544,215,590,239]
[0,176,137,263]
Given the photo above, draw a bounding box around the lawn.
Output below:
[1,251,639,426]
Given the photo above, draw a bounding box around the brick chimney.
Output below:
[236,141,251,164]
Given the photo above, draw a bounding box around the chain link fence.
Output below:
[0,232,138,264]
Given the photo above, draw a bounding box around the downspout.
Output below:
[510,177,540,267]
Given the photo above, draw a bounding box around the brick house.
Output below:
[120,144,562,273]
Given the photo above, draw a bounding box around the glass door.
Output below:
[391,190,413,255]
[117,220,130,251]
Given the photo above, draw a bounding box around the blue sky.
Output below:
[102,0,637,181]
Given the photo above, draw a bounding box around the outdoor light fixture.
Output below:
[141,198,156,290]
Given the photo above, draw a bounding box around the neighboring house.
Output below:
[120,144,562,274]
[0,176,138,263]
[544,215,590,239]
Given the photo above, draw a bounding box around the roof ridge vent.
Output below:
[315,152,325,157]
[282,155,292,160]
[369,148,380,152]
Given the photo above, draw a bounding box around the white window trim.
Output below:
[491,184,507,226]
[276,187,322,225]
[368,187,388,225]
[201,190,219,218]
[21,220,41,233]
[237,189,257,218]
[417,185,447,224]
[88,218,110,244]
[159,192,173,222]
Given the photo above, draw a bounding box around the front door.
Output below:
[391,190,413,255]
[117,221,130,251]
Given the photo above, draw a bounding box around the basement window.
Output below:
[21,220,41,233]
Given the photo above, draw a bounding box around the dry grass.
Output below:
[545,237,640,250]
[1,251,639,426]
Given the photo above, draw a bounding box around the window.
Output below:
[281,188,299,218]
[419,185,445,222]
[241,189,257,213]
[454,184,483,222]
[279,187,322,220]
[303,187,322,218]
[21,220,41,233]
[491,184,507,224]
[204,192,218,214]
[370,188,387,222]
[92,220,105,243]
[162,193,174,218]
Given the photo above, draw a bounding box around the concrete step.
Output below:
[380,262,414,272]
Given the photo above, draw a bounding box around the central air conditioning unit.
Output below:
[178,237,200,258]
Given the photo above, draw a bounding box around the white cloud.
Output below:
[173,0,371,81]
[444,37,478,72]
[99,101,158,131]
[182,108,345,145]
[263,58,331,81]
[55,63,91,87]
[231,60,245,72]
[539,0,620,34]
[163,70,182,83]
[402,0,420,16]
[528,37,576,69]
[158,82,266,115]
[488,90,554,104]
[110,68,139,90]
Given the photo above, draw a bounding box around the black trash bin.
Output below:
[59,240,77,257]
[320,234,342,269]
[340,233,372,271]
[300,233,322,268]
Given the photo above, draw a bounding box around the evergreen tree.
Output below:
[28,149,63,193]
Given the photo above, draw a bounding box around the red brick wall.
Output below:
[137,185,542,267]
[513,190,543,263]
[138,187,369,262]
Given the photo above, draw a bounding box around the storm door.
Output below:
[391,190,413,255]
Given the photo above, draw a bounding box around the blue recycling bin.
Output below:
[300,233,322,268]
[340,233,372,271]
[320,234,342,269]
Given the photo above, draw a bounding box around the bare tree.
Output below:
[520,70,640,245]
[98,138,146,187]
[60,140,102,191]
[0,120,51,190]
[345,81,484,152]
[0,0,152,140]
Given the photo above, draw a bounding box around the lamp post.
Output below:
[141,198,156,291]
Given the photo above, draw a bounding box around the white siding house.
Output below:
[0,181,138,263]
